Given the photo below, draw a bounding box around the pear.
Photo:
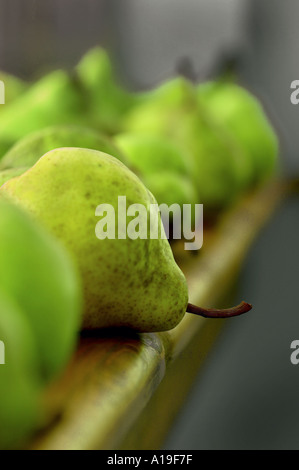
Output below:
[0,124,127,171]
[0,71,28,107]
[76,47,138,135]
[115,133,192,176]
[0,198,82,381]
[141,171,198,210]
[115,133,198,222]
[0,289,42,449]
[123,77,252,212]
[197,80,279,183]
[0,148,251,332]
[0,70,85,142]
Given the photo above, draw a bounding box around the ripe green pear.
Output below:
[0,289,42,449]
[197,80,279,183]
[76,47,138,135]
[123,76,251,211]
[0,198,82,381]
[0,70,85,142]
[1,148,189,332]
[0,125,127,171]
[0,148,251,331]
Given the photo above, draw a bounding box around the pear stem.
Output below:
[186,301,252,319]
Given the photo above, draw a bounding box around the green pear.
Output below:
[0,124,127,171]
[0,289,42,449]
[0,71,28,107]
[0,198,82,381]
[197,80,279,183]
[76,47,138,135]
[0,167,29,187]
[0,70,85,142]
[115,133,192,176]
[115,133,198,216]
[0,148,251,332]
[123,76,252,212]
[142,171,198,210]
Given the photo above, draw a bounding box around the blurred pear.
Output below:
[0,70,85,142]
[76,47,139,134]
[197,80,279,183]
[0,124,127,170]
[0,71,28,107]
[115,133,198,214]
[0,198,82,381]
[0,289,42,449]
[124,76,251,212]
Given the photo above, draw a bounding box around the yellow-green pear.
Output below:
[0,148,251,332]
[0,198,82,381]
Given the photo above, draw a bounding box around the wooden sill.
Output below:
[28,179,286,450]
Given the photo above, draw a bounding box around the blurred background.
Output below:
[1,0,299,450]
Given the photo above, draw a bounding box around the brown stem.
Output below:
[186,301,252,319]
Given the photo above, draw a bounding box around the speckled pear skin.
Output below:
[1,148,189,332]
